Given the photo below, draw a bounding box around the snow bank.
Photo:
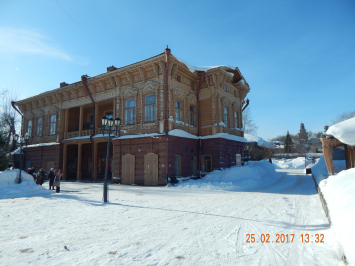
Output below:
[319,168,355,265]
[272,157,314,169]
[311,156,346,184]
[0,170,52,199]
[327,117,355,145]
[244,133,275,149]
[174,160,278,191]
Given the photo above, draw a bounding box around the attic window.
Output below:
[176,75,181,82]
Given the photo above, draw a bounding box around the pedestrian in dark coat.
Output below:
[54,169,63,193]
[48,168,55,190]
[36,168,45,185]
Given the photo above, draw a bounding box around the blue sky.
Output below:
[1,0,354,140]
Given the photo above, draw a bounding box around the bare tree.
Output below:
[0,88,20,151]
[242,106,258,135]
[331,110,355,125]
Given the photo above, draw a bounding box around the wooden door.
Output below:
[144,153,158,185]
[122,154,135,184]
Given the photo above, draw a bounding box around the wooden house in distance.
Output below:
[14,47,250,185]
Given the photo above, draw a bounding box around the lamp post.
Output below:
[100,116,121,203]
[13,133,30,184]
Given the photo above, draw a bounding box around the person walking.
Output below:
[48,168,55,190]
[36,168,45,185]
[54,169,63,193]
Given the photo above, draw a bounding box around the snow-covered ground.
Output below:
[312,157,354,266]
[272,157,318,170]
[0,164,345,265]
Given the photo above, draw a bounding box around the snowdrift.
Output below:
[174,160,279,191]
[311,156,353,265]
[0,169,52,199]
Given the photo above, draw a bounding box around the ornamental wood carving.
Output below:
[24,111,35,119]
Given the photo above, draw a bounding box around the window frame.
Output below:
[176,74,182,83]
[49,115,56,135]
[223,107,228,127]
[201,155,212,173]
[37,118,42,137]
[27,120,32,137]
[234,111,238,128]
[224,84,227,92]
[124,98,135,125]
[174,154,181,177]
[144,94,156,122]
[191,155,197,176]
[175,100,183,121]
[189,105,196,126]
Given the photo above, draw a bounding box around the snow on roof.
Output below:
[244,134,275,149]
[113,133,164,140]
[9,142,60,155]
[200,132,247,142]
[168,129,199,139]
[327,117,355,146]
[175,56,235,73]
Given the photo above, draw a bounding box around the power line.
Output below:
[54,0,112,64]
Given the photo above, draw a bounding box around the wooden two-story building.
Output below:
[15,48,250,185]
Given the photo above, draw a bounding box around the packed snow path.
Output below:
[0,170,343,265]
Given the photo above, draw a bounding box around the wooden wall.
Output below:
[23,144,63,175]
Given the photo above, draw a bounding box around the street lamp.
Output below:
[101,116,121,203]
[13,133,30,184]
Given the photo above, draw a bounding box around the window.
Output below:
[224,108,228,126]
[189,106,196,126]
[202,155,212,173]
[105,111,113,120]
[191,156,197,176]
[27,120,32,137]
[176,75,181,82]
[191,83,195,91]
[144,94,156,122]
[224,85,227,92]
[37,118,42,137]
[234,112,238,128]
[234,90,237,97]
[174,155,181,176]
[125,99,135,125]
[50,115,56,135]
[175,101,183,121]
[88,114,94,129]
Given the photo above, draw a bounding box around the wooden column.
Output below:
[64,109,69,139]
[77,143,82,181]
[95,103,99,135]
[93,141,98,181]
[79,106,84,136]
[113,98,116,118]
[63,144,67,180]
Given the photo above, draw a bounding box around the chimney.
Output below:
[324,125,329,132]
[107,66,117,72]
[60,82,69,88]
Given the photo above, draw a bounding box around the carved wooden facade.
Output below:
[17,49,250,185]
